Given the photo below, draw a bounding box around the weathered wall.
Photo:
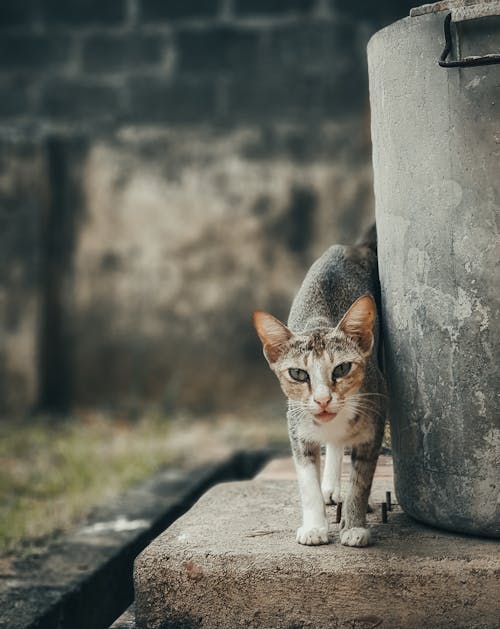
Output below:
[71,124,375,411]
[0,141,46,414]
[0,0,415,415]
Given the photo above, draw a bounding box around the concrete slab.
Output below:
[134,460,499,628]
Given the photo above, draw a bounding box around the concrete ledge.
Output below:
[134,462,499,628]
[110,605,136,629]
[0,450,276,629]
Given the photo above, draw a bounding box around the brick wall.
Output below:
[0,0,415,416]
[0,0,415,132]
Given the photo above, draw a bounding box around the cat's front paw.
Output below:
[321,485,341,505]
[340,526,372,547]
[296,525,329,545]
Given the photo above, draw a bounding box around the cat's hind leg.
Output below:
[321,443,343,505]
[340,443,379,547]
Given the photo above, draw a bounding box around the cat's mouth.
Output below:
[313,411,337,424]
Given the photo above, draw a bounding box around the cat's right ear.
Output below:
[337,294,375,356]
[253,311,292,364]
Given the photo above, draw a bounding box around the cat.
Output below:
[253,236,386,547]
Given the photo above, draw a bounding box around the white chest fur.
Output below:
[297,406,372,447]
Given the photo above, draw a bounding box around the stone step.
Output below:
[134,456,499,629]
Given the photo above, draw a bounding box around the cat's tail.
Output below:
[356,221,384,371]
[356,222,377,255]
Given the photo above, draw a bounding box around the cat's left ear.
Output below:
[337,295,375,356]
[253,311,292,364]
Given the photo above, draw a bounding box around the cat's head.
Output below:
[253,295,375,424]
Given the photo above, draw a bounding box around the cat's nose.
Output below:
[313,391,332,408]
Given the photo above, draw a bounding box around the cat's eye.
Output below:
[288,368,309,383]
[332,362,352,380]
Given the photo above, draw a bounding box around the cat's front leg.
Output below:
[289,421,329,545]
[294,444,329,545]
[321,442,343,505]
[340,443,378,547]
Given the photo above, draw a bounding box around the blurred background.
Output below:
[0,0,413,549]
[0,0,416,417]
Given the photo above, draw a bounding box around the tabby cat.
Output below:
[254,241,386,546]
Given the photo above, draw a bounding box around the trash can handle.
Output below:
[439,11,500,67]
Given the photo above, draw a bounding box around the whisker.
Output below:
[345,396,386,420]
[348,394,377,402]
[351,392,388,400]
[347,404,385,420]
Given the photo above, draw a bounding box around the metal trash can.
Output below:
[368,0,500,537]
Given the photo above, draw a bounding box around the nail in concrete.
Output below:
[336,502,342,524]
[386,491,392,511]
[381,502,388,523]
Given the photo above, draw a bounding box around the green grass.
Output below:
[0,413,172,553]
[0,411,288,554]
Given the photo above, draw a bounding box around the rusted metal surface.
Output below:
[411,0,500,20]
[453,0,500,20]
[411,1,450,17]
